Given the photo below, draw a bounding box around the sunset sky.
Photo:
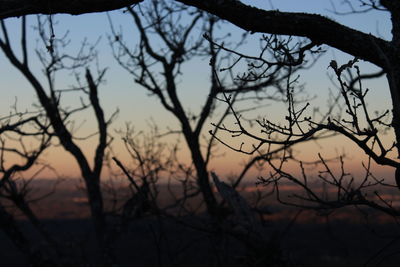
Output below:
[0,0,394,182]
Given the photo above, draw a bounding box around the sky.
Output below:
[0,0,395,182]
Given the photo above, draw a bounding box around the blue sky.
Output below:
[0,0,391,120]
[0,0,393,178]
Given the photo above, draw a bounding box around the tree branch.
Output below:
[0,0,143,19]
[177,0,392,69]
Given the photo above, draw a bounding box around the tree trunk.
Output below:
[385,2,400,188]
[386,61,400,188]
[82,174,119,266]
[183,132,218,215]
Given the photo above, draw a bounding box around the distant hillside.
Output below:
[11,178,400,223]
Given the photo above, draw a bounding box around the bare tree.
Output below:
[109,0,315,217]
[211,53,399,213]
[0,16,119,266]
[205,31,400,263]
[175,0,400,187]
[0,105,60,266]
[183,1,399,222]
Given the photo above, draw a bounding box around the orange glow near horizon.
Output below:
[19,129,395,190]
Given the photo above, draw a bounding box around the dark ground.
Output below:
[1,180,400,266]
[1,214,400,267]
